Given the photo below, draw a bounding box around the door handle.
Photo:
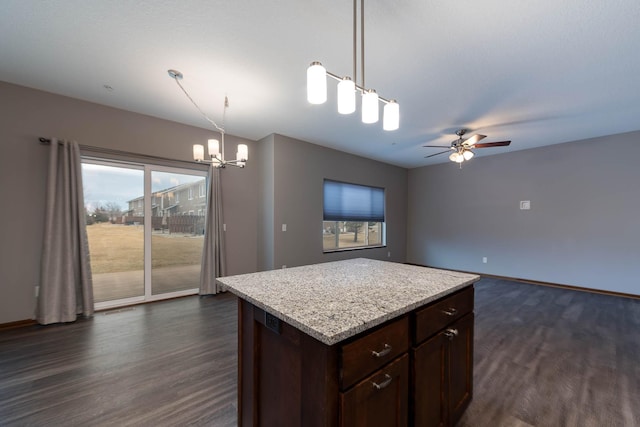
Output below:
[444,328,458,340]
[371,343,392,358]
[372,374,393,390]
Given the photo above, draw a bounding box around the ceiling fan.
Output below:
[423,129,511,163]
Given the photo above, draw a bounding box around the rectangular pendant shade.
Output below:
[323,179,385,222]
[193,144,205,161]
[307,62,327,104]
[337,78,356,114]
[237,144,248,161]
[208,139,220,157]
[383,101,399,131]
[361,90,379,124]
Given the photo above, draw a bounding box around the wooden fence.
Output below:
[118,216,205,235]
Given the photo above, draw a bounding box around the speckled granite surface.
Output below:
[217,258,479,346]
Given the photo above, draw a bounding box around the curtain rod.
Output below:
[38,137,209,170]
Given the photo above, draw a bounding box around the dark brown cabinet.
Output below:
[341,354,409,426]
[236,285,474,426]
[412,287,474,427]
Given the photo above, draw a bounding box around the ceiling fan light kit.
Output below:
[424,129,511,166]
[306,0,399,131]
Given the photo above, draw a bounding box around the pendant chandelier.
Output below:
[306,0,399,131]
[168,69,248,168]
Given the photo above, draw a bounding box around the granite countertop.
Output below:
[217,258,480,346]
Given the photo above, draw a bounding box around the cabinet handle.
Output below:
[444,328,459,340]
[372,374,393,390]
[371,343,392,358]
[442,307,458,316]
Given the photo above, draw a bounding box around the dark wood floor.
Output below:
[460,278,640,427]
[1,278,639,426]
[0,293,238,426]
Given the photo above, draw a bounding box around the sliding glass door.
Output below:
[82,162,145,304]
[150,170,206,296]
[82,160,207,309]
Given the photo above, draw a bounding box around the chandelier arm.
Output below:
[172,77,225,134]
[224,159,246,167]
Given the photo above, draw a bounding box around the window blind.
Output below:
[323,180,385,222]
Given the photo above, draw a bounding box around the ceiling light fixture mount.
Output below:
[168,69,248,168]
[306,0,399,131]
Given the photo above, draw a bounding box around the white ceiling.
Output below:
[2,0,640,168]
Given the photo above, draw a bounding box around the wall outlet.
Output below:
[282,224,287,232]
[482,257,487,264]
[387,251,391,258]
[520,200,531,210]
[282,265,287,269]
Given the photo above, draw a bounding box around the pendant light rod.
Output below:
[360,0,365,89]
[168,69,225,134]
[353,0,357,85]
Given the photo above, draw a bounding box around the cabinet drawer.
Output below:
[340,354,409,427]
[414,286,473,345]
[340,316,409,389]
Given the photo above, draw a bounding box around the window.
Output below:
[322,179,385,252]
[188,187,194,200]
[199,183,205,198]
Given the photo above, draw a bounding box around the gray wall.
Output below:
[0,81,259,324]
[407,130,640,295]
[257,134,275,271]
[261,134,408,270]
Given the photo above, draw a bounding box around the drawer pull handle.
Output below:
[442,307,458,316]
[371,344,392,358]
[444,328,459,340]
[372,374,393,390]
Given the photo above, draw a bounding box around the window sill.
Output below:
[323,245,386,254]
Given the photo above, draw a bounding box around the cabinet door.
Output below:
[340,354,409,427]
[448,313,474,426]
[412,333,447,427]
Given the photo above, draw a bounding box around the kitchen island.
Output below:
[217,258,480,426]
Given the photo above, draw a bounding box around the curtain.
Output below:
[199,166,226,294]
[37,139,94,324]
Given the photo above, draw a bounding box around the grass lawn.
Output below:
[86,223,203,274]
[322,230,380,250]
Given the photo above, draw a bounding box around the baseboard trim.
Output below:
[0,319,37,331]
[1,295,206,330]
[406,263,640,300]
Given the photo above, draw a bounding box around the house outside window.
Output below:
[322,179,385,252]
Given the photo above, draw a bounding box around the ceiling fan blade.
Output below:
[422,145,451,148]
[464,134,486,146]
[424,150,452,158]
[473,141,511,148]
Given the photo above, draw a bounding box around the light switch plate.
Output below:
[282,224,287,232]
[520,200,531,210]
